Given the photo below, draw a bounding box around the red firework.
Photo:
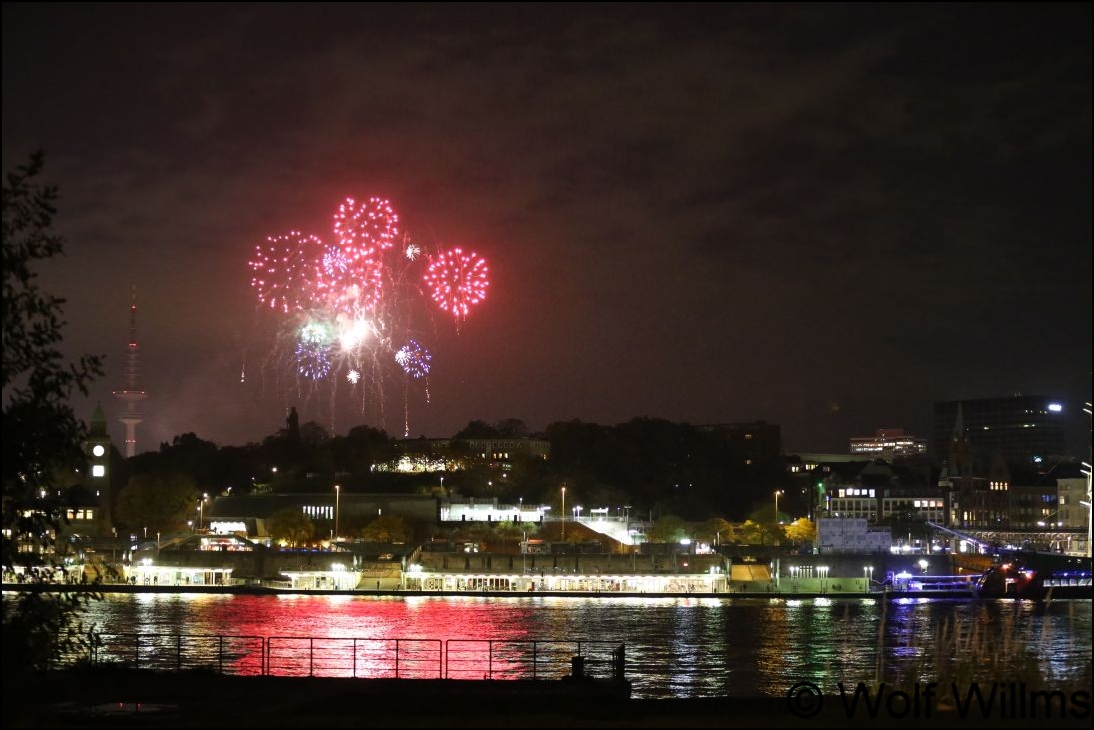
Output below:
[248,231,324,313]
[423,247,490,320]
[314,244,385,315]
[332,196,399,254]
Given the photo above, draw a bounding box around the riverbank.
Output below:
[7,670,1090,728]
[1,581,977,601]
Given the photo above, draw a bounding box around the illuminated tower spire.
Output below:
[112,286,147,457]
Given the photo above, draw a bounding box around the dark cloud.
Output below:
[4,3,1090,455]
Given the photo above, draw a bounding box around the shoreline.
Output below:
[9,669,1092,728]
[2,581,980,600]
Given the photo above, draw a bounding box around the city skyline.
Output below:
[3,4,1090,455]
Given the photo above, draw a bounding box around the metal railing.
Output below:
[87,633,266,675]
[265,637,442,678]
[66,633,627,682]
[445,639,623,680]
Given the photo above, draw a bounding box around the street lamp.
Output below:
[561,485,566,541]
[334,484,341,541]
[863,565,874,594]
[774,490,783,522]
[575,505,583,522]
[197,492,209,531]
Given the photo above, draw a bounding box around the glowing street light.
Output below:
[774,490,783,522]
[561,485,567,541]
[334,484,341,541]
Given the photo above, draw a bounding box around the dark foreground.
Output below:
[4,670,1090,728]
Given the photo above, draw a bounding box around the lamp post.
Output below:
[197,500,204,531]
[774,490,783,522]
[863,565,873,594]
[334,484,341,541]
[1083,403,1092,558]
[561,485,566,541]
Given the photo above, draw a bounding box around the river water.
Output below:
[74,593,1092,700]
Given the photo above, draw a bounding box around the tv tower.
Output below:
[112,287,148,457]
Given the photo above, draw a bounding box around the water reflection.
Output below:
[76,595,1093,699]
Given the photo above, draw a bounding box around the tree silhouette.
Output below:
[268,507,314,547]
[2,152,105,691]
[360,514,410,543]
[115,473,200,533]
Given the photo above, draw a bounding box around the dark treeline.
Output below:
[106,416,787,524]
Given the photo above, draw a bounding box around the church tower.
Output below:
[86,402,114,533]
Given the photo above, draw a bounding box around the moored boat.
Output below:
[972,551,1092,599]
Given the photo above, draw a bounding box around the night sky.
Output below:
[3,4,1090,456]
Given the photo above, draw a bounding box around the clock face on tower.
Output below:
[92,444,106,457]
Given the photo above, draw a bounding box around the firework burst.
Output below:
[423,247,490,320]
[249,232,325,313]
[248,195,490,435]
[395,340,432,379]
[295,321,334,380]
[333,196,399,252]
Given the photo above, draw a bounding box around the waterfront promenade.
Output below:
[1,581,975,601]
[11,670,1093,728]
